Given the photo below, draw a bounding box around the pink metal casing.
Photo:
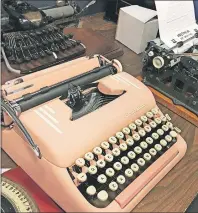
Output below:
[1,57,187,212]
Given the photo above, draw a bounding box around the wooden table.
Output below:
[1,13,198,213]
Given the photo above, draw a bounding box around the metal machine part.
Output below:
[43,5,75,20]
[142,41,198,115]
[1,24,86,74]
[1,99,41,159]
[12,63,119,112]
[1,177,39,212]
[2,0,52,31]
[66,84,123,120]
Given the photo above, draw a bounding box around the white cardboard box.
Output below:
[116,5,158,54]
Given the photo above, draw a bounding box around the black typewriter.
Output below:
[142,40,198,116]
[1,0,86,74]
[2,0,53,31]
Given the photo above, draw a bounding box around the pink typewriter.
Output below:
[1,55,187,212]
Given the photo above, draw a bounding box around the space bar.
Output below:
[115,146,179,208]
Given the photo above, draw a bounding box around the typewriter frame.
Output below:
[142,41,198,116]
[1,56,187,212]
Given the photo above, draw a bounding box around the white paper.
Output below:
[155,1,198,52]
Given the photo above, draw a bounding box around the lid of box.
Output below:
[121,5,157,23]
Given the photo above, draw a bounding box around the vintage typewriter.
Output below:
[1,0,86,74]
[1,55,187,212]
[142,37,198,116]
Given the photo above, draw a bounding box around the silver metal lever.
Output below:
[1,99,42,159]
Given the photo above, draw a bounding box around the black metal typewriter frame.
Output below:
[2,23,86,74]
[142,41,198,116]
[142,64,198,115]
[1,0,85,74]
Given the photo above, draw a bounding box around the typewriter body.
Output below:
[1,55,187,212]
[142,37,198,116]
[1,0,86,74]
[2,0,50,31]
[2,0,79,32]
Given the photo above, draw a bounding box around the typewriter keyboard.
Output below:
[2,24,86,73]
[67,107,181,208]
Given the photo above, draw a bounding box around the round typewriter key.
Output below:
[131,163,139,172]
[165,135,172,142]
[133,133,140,141]
[109,182,118,191]
[122,127,131,135]
[112,148,121,157]
[141,115,148,123]
[117,175,126,184]
[119,143,128,151]
[97,190,108,201]
[151,108,158,115]
[113,162,122,171]
[140,141,148,149]
[154,118,162,125]
[109,136,117,144]
[155,144,162,151]
[138,129,146,137]
[85,152,94,161]
[93,147,102,155]
[155,118,162,125]
[129,123,137,130]
[150,121,157,129]
[143,153,152,161]
[106,168,115,177]
[127,151,136,159]
[86,186,96,196]
[162,125,169,132]
[144,125,152,133]
[101,141,110,150]
[165,114,172,121]
[135,119,143,127]
[166,122,173,129]
[146,137,153,145]
[160,139,167,147]
[126,138,134,146]
[116,132,124,139]
[75,158,85,167]
[170,131,177,138]
[161,116,167,123]
[134,146,142,154]
[146,111,153,118]
[121,156,130,165]
[77,173,87,182]
[157,129,164,136]
[104,154,114,162]
[88,166,97,175]
[97,160,106,168]
[149,148,157,156]
[152,133,159,140]
[137,158,146,166]
[125,169,134,178]
[97,174,107,184]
